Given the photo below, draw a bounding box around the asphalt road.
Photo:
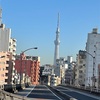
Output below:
[16,85,100,100]
[54,86,100,100]
[27,85,62,100]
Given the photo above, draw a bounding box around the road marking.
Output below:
[55,87,74,99]
[45,85,63,100]
[58,86,100,100]
[25,85,36,97]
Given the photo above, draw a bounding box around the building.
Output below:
[65,68,74,85]
[67,56,73,64]
[74,50,86,87]
[0,8,17,85]
[0,52,9,85]
[54,13,60,66]
[8,38,17,84]
[64,56,76,85]
[15,54,40,85]
[50,74,61,86]
[42,64,52,76]
[40,64,52,85]
[0,8,11,52]
[85,28,100,88]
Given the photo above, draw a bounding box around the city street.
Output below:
[15,85,100,100]
[27,85,62,100]
[53,86,100,100]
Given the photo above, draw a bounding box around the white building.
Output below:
[85,28,100,88]
[67,56,73,63]
[0,24,11,52]
[54,57,66,84]
[50,74,61,86]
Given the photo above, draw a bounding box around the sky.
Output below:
[0,0,100,65]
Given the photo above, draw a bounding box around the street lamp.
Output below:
[21,47,38,54]
[20,47,38,86]
[85,51,95,89]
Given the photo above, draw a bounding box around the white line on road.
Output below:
[25,85,36,97]
[58,86,100,100]
[45,85,63,100]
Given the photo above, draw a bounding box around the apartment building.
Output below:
[54,57,66,84]
[0,52,10,85]
[75,50,86,87]
[0,8,17,85]
[85,28,100,88]
[15,53,40,85]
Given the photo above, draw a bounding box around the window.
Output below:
[3,68,5,71]
[1,74,4,77]
[6,67,9,70]
[79,65,83,69]
[83,64,85,66]
[79,70,83,73]
[79,75,82,78]
[5,79,8,82]
[80,60,83,63]
[5,73,8,76]
[6,61,9,64]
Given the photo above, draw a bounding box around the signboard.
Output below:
[42,66,52,75]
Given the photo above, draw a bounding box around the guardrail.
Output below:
[0,89,27,100]
[0,83,31,100]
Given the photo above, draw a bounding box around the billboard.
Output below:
[42,65,52,75]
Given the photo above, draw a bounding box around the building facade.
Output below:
[0,8,17,85]
[75,50,86,87]
[15,54,40,85]
[0,8,11,52]
[85,28,100,88]
[0,52,10,85]
[64,56,76,85]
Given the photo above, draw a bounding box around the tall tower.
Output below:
[0,8,2,25]
[54,13,60,66]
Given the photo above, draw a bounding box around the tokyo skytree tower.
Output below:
[54,13,60,66]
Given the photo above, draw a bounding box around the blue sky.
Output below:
[1,0,100,65]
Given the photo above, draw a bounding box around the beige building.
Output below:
[75,50,86,87]
[0,52,10,85]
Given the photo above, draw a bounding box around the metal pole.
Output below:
[85,51,95,89]
[93,57,95,88]
[20,47,38,86]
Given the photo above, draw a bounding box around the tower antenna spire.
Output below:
[56,13,60,33]
[0,7,2,25]
[54,13,60,66]
[57,13,59,28]
[0,0,2,8]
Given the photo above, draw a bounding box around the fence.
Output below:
[0,89,28,100]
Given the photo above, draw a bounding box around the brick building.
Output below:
[15,53,40,85]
